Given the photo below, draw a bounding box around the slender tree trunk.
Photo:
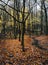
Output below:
[13,0,17,39]
[2,12,6,35]
[43,2,48,35]
[21,0,25,51]
[35,0,37,35]
[17,0,21,41]
[40,1,43,35]
[31,10,34,35]
[28,0,31,36]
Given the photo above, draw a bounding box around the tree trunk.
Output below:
[13,0,17,39]
[21,0,25,51]
[43,2,48,35]
[40,1,43,35]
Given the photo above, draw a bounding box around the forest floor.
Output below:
[0,35,48,65]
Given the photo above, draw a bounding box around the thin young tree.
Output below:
[40,0,43,35]
[17,0,21,41]
[43,0,48,35]
[13,0,17,39]
[21,0,25,51]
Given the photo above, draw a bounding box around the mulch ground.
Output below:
[0,35,48,65]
